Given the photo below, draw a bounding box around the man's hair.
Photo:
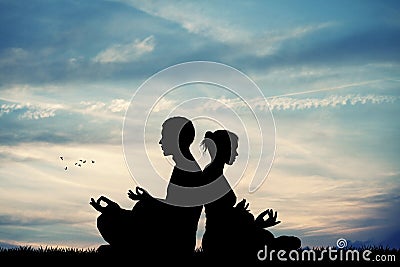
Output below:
[162,116,195,148]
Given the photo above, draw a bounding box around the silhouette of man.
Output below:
[91,116,203,261]
[157,116,203,258]
[160,116,203,203]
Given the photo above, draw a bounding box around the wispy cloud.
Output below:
[150,94,398,113]
[108,99,131,113]
[122,0,333,56]
[152,98,176,113]
[0,102,63,120]
[267,94,399,111]
[0,142,135,246]
[93,35,155,63]
[1,92,130,120]
[253,23,334,56]
[0,48,29,65]
[80,99,130,113]
[122,0,247,43]
[0,214,83,226]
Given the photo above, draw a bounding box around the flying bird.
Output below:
[64,166,67,170]
[91,160,95,163]
[60,156,63,160]
[83,160,86,163]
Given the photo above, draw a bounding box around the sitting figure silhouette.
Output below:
[200,129,301,262]
[89,195,135,253]
[90,116,203,262]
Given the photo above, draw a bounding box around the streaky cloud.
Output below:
[0,102,63,120]
[267,94,399,111]
[93,35,155,63]
[0,214,85,227]
[147,93,398,113]
[122,0,335,57]
[80,99,130,113]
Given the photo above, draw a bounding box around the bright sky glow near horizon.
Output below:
[0,0,399,250]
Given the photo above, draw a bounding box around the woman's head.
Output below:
[201,129,239,165]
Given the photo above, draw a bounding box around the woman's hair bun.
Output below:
[205,131,214,139]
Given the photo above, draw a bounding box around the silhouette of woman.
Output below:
[200,130,301,262]
[200,130,240,258]
[200,130,238,219]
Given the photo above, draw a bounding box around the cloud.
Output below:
[235,161,400,247]
[253,23,334,56]
[80,101,106,112]
[0,214,81,227]
[267,94,399,111]
[147,94,399,113]
[0,95,129,145]
[1,1,398,86]
[122,0,247,43]
[0,48,29,65]
[0,82,141,147]
[0,102,63,120]
[108,99,131,113]
[0,142,136,248]
[93,35,155,63]
[249,24,400,71]
[121,0,334,57]
[152,98,176,113]
[80,99,130,113]
[225,94,398,112]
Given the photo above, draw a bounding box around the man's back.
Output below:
[165,165,203,257]
[159,116,204,258]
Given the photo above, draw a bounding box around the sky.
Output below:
[0,0,399,251]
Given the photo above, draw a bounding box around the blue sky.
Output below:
[0,0,399,250]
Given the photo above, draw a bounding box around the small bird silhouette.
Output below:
[83,160,86,163]
[91,160,95,163]
[64,166,67,170]
[60,156,64,160]
[78,164,81,167]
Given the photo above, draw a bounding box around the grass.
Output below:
[0,245,97,256]
[0,245,398,265]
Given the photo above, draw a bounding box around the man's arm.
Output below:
[89,196,120,213]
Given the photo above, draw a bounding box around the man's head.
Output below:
[159,116,195,156]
